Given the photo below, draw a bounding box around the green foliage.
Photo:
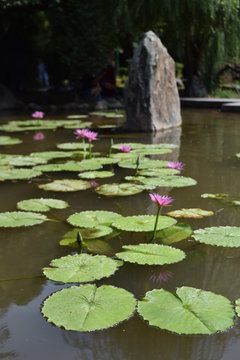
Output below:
[95,183,144,197]
[43,254,122,283]
[41,284,136,331]
[67,210,122,228]
[116,244,185,265]
[112,215,176,232]
[137,286,235,334]
[17,198,69,212]
[193,226,240,247]
[167,208,214,219]
[38,179,91,192]
[0,211,46,227]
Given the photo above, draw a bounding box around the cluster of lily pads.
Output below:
[2,115,240,335]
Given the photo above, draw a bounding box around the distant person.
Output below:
[38,60,49,88]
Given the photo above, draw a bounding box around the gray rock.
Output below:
[125,31,182,132]
[0,84,22,110]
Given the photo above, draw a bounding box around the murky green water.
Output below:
[1,109,240,360]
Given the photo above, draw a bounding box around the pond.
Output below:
[0,108,240,359]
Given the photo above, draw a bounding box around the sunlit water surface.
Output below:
[0,109,240,360]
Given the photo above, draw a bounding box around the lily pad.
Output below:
[112,215,176,232]
[155,223,192,245]
[0,136,22,146]
[64,121,92,129]
[67,210,123,228]
[112,143,177,150]
[67,115,89,119]
[201,193,229,200]
[30,151,83,161]
[193,226,240,247]
[235,298,240,317]
[60,226,113,245]
[0,211,47,228]
[17,198,69,212]
[167,208,214,219]
[39,179,91,192]
[57,142,92,150]
[43,253,122,283]
[95,183,144,197]
[78,171,114,179]
[0,154,47,167]
[116,244,185,265]
[118,159,168,170]
[90,111,124,118]
[137,286,235,335]
[41,284,136,331]
[0,168,42,181]
[93,157,118,165]
[126,175,197,188]
[138,168,179,177]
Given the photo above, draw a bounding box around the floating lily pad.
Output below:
[97,124,119,129]
[112,215,176,232]
[95,183,144,196]
[155,223,192,245]
[116,244,185,265]
[67,115,89,119]
[64,121,92,129]
[193,226,240,247]
[0,154,47,167]
[112,143,177,150]
[137,287,234,335]
[236,153,240,159]
[17,198,69,212]
[90,111,124,118]
[201,193,229,200]
[43,253,122,283]
[235,298,240,317]
[78,171,114,179]
[232,200,240,206]
[118,159,168,169]
[138,168,179,177]
[126,175,197,188]
[132,148,172,155]
[167,208,214,219]
[0,168,42,181]
[0,136,22,146]
[0,211,47,228]
[41,284,136,331]
[67,210,123,228]
[93,157,118,165]
[30,151,83,161]
[57,142,92,150]
[60,226,113,245]
[39,179,91,192]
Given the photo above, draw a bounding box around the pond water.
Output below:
[0,109,240,359]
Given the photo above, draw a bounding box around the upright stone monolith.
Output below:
[125,31,182,132]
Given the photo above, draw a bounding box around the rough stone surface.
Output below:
[125,31,182,132]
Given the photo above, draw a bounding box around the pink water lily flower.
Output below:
[150,270,173,284]
[32,111,44,119]
[74,128,89,139]
[84,130,98,142]
[149,193,174,207]
[168,161,184,171]
[33,132,45,141]
[120,144,131,153]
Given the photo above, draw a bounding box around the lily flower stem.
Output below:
[108,138,113,157]
[151,206,162,242]
[89,143,92,159]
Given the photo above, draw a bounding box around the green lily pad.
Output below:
[60,226,113,245]
[232,200,240,206]
[90,111,124,118]
[30,151,83,161]
[236,153,240,159]
[112,143,177,150]
[137,287,235,335]
[132,148,172,155]
[67,115,89,119]
[39,179,91,192]
[57,142,92,150]
[43,253,122,283]
[116,244,185,265]
[97,124,119,129]
[235,298,240,317]
[93,157,118,165]
[0,168,42,181]
[41,284,136,331]
[34,161,102,173]
[0,136,22,146]
[64,121,92,129]
[126,175,197,188]
[0,154,47,167]
[138,168,179,177]
[193,226,240,247]
[118,159,168,170]
[67,210,123,228]
[78,171,114,179]
[112,215,176,232]
[0,211,47,228]
[17,198,69,212]
[167,208,214,219]
[155,223,192,245]
[95,183,144,197]
[201,193,229,200]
